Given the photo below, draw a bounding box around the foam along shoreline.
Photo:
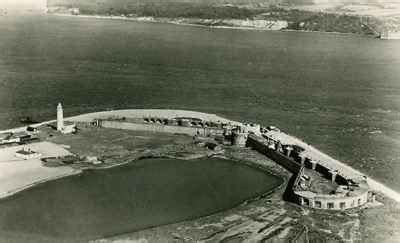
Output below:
[1,109,400,203]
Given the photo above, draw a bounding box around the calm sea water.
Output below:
[0,14,400,190]
[0,158,281,242]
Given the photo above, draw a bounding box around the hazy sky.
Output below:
[0,0,46,9]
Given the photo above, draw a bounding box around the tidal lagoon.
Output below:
[1,14,400,191]
[0,157,281,242]
[1,13,400,241]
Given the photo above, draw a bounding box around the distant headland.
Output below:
[46,0,400,39]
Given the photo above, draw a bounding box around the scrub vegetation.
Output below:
[48,0,387,36]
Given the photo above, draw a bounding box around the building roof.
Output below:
[12,131,30,138]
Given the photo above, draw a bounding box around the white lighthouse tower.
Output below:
[57,102,64,131]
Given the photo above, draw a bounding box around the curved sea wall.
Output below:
[66,109,242,125]
[294,167,370,210]
[246,133,372,210]
[3,108,400,207]
[69,109,374,210]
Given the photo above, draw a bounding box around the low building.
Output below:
[12,131,32,141]
[60,123,77,134]
[243,123,262,136]
[0,131,35,145]
[70,8,80,15]
[86,156,102,165]
[15,147,42,160]
[26,126,38,133]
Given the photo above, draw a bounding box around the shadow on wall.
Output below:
[283,173,299,203]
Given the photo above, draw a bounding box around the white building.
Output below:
[243,123,262,136]
[70,8,80,15]
[57,103,64,131]
[57,103,77,134]
[61,122,77,134]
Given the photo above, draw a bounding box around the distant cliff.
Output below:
[47,0,398,36]
[47,0,396,8]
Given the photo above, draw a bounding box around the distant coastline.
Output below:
[45,0,400,38]
[50,12,377,39]
[51,13,289,32]
[46,3,391,38]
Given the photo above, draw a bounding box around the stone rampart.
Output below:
[102,121,224,137]
[246,134,371,210]
[247,134,301,173]
[294,167,369,210]
[67,109,241,126]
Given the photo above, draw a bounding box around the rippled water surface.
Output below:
[0,14,400,190]
[0,158,281,242]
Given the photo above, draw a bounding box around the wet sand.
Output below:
[0,141,80,199]
[2,109,400,203]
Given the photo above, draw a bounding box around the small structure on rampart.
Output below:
[15,147,41,160]
[246,128,374,210]
[77,109,374,211]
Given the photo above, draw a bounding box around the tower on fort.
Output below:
[57,102,64,131]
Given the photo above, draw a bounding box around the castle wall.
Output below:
[101,120,224,137]
[67,109,241,126]
[296,188,369,210]
[247,134,370,210]
[247,134,301,173]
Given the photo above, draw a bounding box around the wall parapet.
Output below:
[74,109,373,211]
[246,133,372,210]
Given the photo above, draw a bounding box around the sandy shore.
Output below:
[0,141,80,199]
[0,109,238,199]
[1,108,400,203]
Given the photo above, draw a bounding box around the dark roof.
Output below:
[12,132,30,138]
[16,149,36,155]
